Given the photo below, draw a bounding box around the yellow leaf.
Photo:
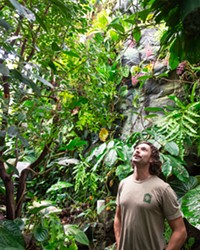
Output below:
[109,179,114,187]
[99,128,109,142]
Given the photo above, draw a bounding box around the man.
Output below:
[114,141,187,250]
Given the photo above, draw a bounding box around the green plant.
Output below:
[160,153,189,183]
[156,95,200,157]
[25,200,89,249]
[72,136,136,202]
[73,156,100,203]
[0,0,127,220]
[0,0,93,220]
[167,176,200,238]
[181,183,200,230]
[0,219,25,250]
[184,237,195,250]
[104,243,116,250]
[144,91,200,159]
[141,0,200,67]
[46,181,74,206]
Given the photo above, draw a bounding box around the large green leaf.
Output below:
[104,148,118,166]
[36,75,54,88]
[49,0,75,18]
[119,85,128,97]
[161,154,189,182]
[28,201,56,215]
[0,18,11,30]
[169,176,200,199]
[64,224,89,246]
[108,19,125,34]
[87,143,107,162]
[11,69,41,96]
[164,141,179,156]
[132,26,141,43]
[169,34,183,69]
[66,138,87,150]
[107,140,115,150]
[63,50,80,58]
[161,157,172,177]
[116,147,126,162]
[181,184,200,230]
[169,155,189,182]
[47,181,73,193]
[144,107,164,112]
[0,220,25,250]
[74,229,89,246]
[34,225,49,242]
[9,0,35,21]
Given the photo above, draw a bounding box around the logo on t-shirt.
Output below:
[143,193,152,204]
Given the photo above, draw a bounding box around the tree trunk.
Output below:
[0,161,15,219]
[0,75,16,219]
[15,142,52,217]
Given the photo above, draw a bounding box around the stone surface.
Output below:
[119,26,185,136]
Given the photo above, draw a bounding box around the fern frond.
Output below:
[155,95,199,149]
[190,81,199,103]
[165,123,180,139]
[183,130,199,138]
[185,109,200,118]
[166,110,182,119]
[157,112,181,128]
[187,101,200,110]
[73,163,87,192]
[182,120,197,135]
[86,173,98,193]
[183,114,197,125]
[157,122,170,133]
[168,95,186,109]
[167,129,183,141]
[157,120,170,131]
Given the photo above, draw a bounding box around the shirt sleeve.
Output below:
[162,185,182,221]
[116,181,123,205]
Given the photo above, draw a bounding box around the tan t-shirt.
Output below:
[116,175,182,250]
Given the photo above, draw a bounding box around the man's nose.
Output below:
[135,148,140,153]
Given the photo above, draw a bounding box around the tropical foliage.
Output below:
[141,0,200,66]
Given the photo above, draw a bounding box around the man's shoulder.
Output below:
[124,174,133,181]
[151,175,169,188]
[120,174,133,185]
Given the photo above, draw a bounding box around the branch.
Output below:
[15,141,52,217]
[0,161,15,220]
[0,76,16,219]
[26,5,50,62]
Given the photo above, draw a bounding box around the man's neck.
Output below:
[133,167,151,181]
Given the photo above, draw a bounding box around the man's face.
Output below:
[132,143,152,167]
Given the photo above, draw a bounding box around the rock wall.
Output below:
[119,27,185,138]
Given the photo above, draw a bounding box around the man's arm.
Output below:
[114,205,121,248]
[166,216,187,250]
